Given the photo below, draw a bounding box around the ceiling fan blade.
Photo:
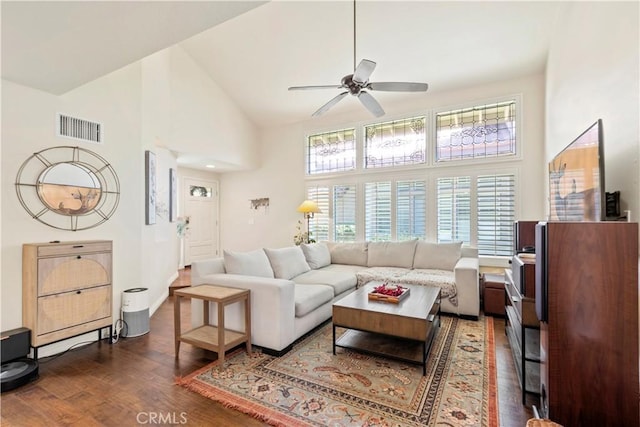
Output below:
[289,85,343,91]
[367,82,429,92]
[312,91,349,117]
[352,59,376,84]
[357,91,385,117]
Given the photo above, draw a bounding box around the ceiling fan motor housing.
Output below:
[341,74,362,95]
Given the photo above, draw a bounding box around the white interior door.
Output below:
[183,177,219,266]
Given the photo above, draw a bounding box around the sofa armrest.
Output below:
[190,273,296,352]
[191,258,226,277]
[454,257,480,317]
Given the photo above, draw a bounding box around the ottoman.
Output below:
[483,272,505,316]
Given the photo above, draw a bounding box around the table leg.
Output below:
[174,295,181,358]
[423,341,427,376]
[203,299,209,326]
[244,295,252,356]
[333,324,336,355]
[217,301,225,365]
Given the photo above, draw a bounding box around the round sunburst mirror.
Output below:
[15,146,120,231]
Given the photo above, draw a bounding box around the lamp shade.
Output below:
[296,200,321,214]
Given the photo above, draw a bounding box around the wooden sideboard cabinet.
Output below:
[536,222,639,426]
[22,240,113,358]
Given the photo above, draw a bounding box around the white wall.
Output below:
[1,44,259,355]
[169,46,258,170]
[219,73,547,254]
[141,51,180,312]
[545,2,639,228]
[1,66,145,355]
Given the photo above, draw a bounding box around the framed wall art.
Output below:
[145,150,156,225]
[169,168,177,222]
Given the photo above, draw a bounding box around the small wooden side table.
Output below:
[174,285,251,364]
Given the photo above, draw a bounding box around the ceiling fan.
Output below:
[288,1,429,118]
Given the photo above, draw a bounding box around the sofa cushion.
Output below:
[293,284,333,317]
[264,246,310,280]
[367,240,417,268]
[223,249,274,278]
[292,269,356,295]
[325,242,368,266]
[413,241,462,271]
[301,242,331,269]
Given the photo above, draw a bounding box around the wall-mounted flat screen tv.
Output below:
[548,119,604,221]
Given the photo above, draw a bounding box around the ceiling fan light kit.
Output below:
[288,1,429,118]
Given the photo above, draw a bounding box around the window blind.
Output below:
[436,176,471,244]
[364,182,392,241]
[307,185,330,242]
[333,184,357,242]
[396,180,426,240]
[477,174,515,256]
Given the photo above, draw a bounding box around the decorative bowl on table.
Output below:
[368,283,410,303]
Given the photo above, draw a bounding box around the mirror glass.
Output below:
[36,163,102,215]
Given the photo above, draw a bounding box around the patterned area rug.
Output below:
[177,316,498,427]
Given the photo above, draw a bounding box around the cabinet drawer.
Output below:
[37,241,112,257]
[38,253,111,295]
[37,285,112,335]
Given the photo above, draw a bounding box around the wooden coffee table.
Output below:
[332,282,440,375]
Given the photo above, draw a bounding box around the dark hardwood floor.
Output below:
[2,268,532,426]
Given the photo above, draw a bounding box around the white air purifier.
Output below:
[121,288,149,337]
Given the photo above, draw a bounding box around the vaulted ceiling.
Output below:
[2,1,565,129]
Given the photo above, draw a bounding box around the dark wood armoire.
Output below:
[535,221,639,426]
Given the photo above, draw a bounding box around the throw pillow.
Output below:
[367,240,417,268]
[264,246,311,280]
[223,249,274,278]
[325,242,368,266]
[413,241,462,271]
[301,242,332,269]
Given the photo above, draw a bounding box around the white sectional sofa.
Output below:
[191,240,479,355]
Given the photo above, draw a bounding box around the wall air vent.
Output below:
[57,113,102,144]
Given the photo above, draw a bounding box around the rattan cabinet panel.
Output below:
[23,240,113,350]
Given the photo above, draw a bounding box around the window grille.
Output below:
[436,100,516,162]
[364,182,392,241]
[333,184,357,241]
[307,128,356,174]
[396,180,426,240]
[365,117,426,168]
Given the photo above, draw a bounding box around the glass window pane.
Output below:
[307,186,330,242]
[436,100,516,162]
[396,180,426,240]
[364,117,426,168]
[437,176,471,244]
[307,128,356,174]
[333,184,356,242]
[364,182,392,241]
[189,185,211,197]
[477,174,515,256]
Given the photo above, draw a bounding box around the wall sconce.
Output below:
[296,200,321,243]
